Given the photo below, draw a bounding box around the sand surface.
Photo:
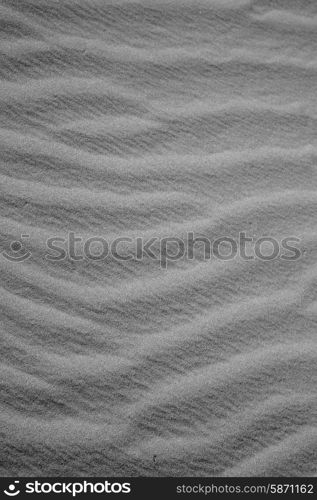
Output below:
[0,0,316,476]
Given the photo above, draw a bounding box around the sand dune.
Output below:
[0,0,316,476]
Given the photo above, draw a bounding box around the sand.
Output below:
[0,0,316,476]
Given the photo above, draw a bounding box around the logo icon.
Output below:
[1,235,31,262]
[4,481,20,496]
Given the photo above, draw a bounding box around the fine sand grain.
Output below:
[0,0,316,476]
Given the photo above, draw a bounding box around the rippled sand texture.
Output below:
[1,0,317,477]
